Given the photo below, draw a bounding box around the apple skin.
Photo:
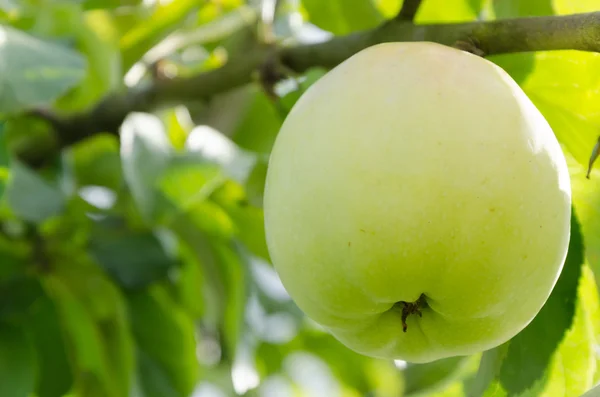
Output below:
[263,42,571,363]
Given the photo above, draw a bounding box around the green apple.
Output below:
[263,42,572,363]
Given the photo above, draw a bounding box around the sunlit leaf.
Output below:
[498,211,584,394]
[301,0,383,35]
[491,0,553,18]
[120,0,204,69]
[0,25,86,113]
[415,0,485,23]
[120,112,173,223]
[56,8,122,111]
[491,51,600,168]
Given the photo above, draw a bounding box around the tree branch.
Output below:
[396,0,423,21]
[25,11,600,166]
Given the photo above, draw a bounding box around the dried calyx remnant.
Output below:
[395,294,428,332]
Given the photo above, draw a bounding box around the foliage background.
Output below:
[2,0,600,396]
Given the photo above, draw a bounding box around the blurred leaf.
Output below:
[492,51,600,167]
[120,0,204,70]
[278,68,327,116]
[212,181,270,261]
[6,159,65,223]
[0,121,9,167]
[301,0,383,35]
[27,296,74,397]
[185,125,257,183]
[465,344,508,397]
[554,0,600,13]
[83,0,140,9]
[373,0,401,18]
[127,285,199,397]
[213,241,248,359]
[56,8,122,111]
[0,322,36,397]
[498,211,584,394]
[158,154,224,215]
[0,233,28,283]
[492,0,553,18]
[89,219,177,289]
[70,134,123,190]
[174,245,206,319]
[169,215,246,360]
[0,25,86,113]
[231,87,283,155]
[404,356,477,397]
[0,276,43,322]
[121,113,173,223]
[164,108,192,151]
[415,0,485,23]
[245,158,268,207]
[43,255,134,397]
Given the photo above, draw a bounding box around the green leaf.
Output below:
[0,322,36,397]
[491,0,553,18]
[43,255,134,397]
[301,0,383,35]
[121,113,173,223]
[174,246,206,319]
[169,216,246,360]
[498,210,584,394]
[126,285,199,397]
[69,133,123,190]
[0,276,44,322]
[211,181,270,261]
[27,296,74,397]
[89,218,177,289]
[570,152,600,287]
[158,154,224,215]
[554,0,600,13]
[465,344,508,397]
[541,272,596,396]
[491,51,600,167]
[245,158,268,207]
[55,8,122,111]
[404,356,477,397]
[415,0,485,23]
[212,241,248,359]
[231,87,283,155]
[5,159,65,223]
[0,25,86,113]
[120,0,204,70]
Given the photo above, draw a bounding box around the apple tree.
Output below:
[1,1,600,397]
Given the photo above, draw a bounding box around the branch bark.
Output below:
[396,0,423,21]
[26,11,600,166]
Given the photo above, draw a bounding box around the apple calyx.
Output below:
[398,294,428,332]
